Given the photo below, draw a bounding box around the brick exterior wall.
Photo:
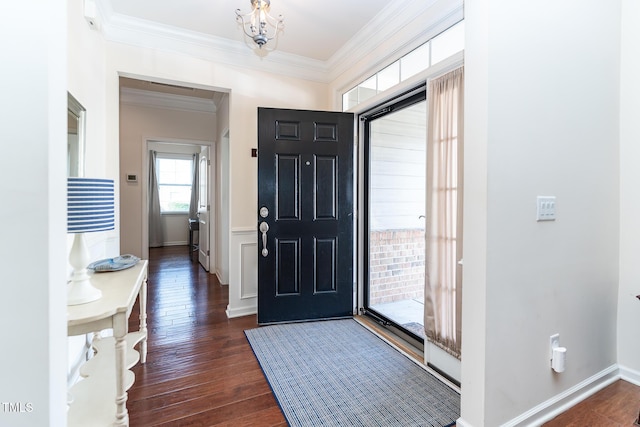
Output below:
[369,229,425,305]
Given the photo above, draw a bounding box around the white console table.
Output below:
[67,260,148,427]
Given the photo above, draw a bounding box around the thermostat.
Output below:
[126,174,138,183]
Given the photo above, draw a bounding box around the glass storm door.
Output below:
[364,93,427,343]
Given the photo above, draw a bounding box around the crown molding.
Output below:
[326,0,441,78]
[96,1,330,82]
[326,0,464,84]
[95,0,462,85]
[120,87,217,113]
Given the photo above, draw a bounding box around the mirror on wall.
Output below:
[68,92,85,177]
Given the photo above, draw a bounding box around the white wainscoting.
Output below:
[240,241,258,299]
[226,227,258,318]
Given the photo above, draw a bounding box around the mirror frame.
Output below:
[68,92,86,177]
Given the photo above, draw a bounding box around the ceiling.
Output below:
[108,0,463,107]
[97,0,463,84]
[101,0,391,62]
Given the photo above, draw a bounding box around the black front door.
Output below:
[257,107,354,324]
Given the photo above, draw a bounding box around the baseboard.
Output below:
[455,365,620,427]
[225,304,256,319]
[502,364,619,426]
[162,241,188,246]
[619,364,640,386]
[216,270,228,286]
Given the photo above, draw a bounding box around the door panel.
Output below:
[314,237,336,292]
[276,155,299,220]
[276,238,300,295]
[257,107,354,324]
[315,156,337,219]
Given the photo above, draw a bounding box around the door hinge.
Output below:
[208,160,211,166]
[207,250,210,256]
[207,204,211,211]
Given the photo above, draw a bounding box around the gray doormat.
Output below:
[245,319,459,426]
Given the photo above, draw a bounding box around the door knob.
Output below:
[259,222,269,257]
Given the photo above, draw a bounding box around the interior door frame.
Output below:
[215,128,230,285]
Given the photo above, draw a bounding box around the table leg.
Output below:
[139,276,148,364]
[114,334,128,426]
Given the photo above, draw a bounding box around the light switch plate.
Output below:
[537,196,556,221]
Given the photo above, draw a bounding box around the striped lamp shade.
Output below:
[67,177,115,233]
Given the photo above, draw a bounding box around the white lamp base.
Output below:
[67,233,102,305]
[67,273,102,305]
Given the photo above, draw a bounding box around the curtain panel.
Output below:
[424,67,464,358]
[148,150,164,247]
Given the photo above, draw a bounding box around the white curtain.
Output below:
[424,67,464,358]
[149,150,164,247]
[188,153,199,219]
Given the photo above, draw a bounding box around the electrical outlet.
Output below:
[550,333,560,360]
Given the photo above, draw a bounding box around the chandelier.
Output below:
[236,0,284,50]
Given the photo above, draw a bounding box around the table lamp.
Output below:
[67,177,115,305]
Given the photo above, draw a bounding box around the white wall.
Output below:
[459,2,489,423]
[68,0,119,257]
[617,0,640,378]
[66,0,121,389]
[462,1,621,426]
[0,1,67,426]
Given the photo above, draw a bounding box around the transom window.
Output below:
[157,156,193,213]
[342,20,464,111]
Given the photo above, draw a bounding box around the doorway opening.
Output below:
[362,87,427,348]
[118,76,230,280]
[146,141,212,269]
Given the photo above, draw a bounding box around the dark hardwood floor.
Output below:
[127,246,286,426]
[128,246,640,426]
[542,380,640,426]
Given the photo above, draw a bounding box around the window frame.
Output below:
[341,20,464,112]
[155,153,194,215]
